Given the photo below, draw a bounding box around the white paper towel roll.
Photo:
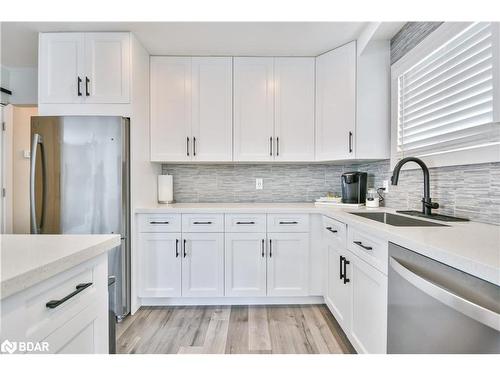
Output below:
[158,175,173,203]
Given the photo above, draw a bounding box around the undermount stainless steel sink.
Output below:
[349,212,448,227]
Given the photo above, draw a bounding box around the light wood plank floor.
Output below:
[117,305,356,354]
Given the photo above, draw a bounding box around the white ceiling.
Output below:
[1,22,404,68]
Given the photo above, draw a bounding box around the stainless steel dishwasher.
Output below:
[388,243,500,354]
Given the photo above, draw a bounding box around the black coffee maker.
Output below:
[341,172,368,204]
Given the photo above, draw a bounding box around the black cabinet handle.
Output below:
[353,241,373,250]
[348,131,353,153]
[339,256,344,280]
[279,221,298,225]
[236,221,255,225]
[269,239,272,258]
[85,77,90,96]
[186,137,190,156]
[326,226,338,233]
[193,221,212,225]
[175,239,179,258]
[261,239,265,258]
[150,221,169,225]
[276,137,279,156]
[183,239,187,258]
[77,77,82,96]
[269,137,273,156]
[343,258,350,284]
[193,137,196,156]
[46,283,93,309]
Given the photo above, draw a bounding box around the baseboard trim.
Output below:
[139,295,325,306]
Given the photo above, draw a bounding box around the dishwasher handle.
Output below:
[389,257,500,332]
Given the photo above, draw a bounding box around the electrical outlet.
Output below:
[383,180,390,193]
[256,178,263,190]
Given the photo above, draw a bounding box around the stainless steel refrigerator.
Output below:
[30,116,130,320]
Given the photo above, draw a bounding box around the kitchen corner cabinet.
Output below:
[315,40,390,161]
[233,57,315,162]
[39,32,130,105]
[267,233,309,296]
[150,56,232,162]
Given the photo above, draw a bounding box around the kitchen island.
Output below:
[0,234,120,354]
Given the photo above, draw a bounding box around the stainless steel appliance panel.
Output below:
[388,243,500,354]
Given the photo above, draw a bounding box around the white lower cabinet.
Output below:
[326,240,351,331]
[181,233,224,297]
[225,233,267,297]
[349,253,387,354]
[267,233,309,296]
[138,232,182,297]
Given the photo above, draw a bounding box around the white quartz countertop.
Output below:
[136,203,500,286]
[0,234,121,299]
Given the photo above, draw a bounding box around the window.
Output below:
[392,22,500,168]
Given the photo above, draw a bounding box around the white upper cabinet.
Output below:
[191,57,233,161]
[84,33,130,104]
[274,58,315,161]
[315,42,356,161]
[150,57,192,162]
[150,57,233,162]
[315,40,390,161]
[39,32,130,105]
[39,33,85,104]
[233,57,275,161]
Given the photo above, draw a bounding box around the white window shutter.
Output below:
[396,22,500,159]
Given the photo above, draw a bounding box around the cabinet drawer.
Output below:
[322,216,347,248]
[182,214,224,232]
[0,254,107,345]
[347,227,388,275]
[267,214,309,232]
[138,214,181,232]
[225,214,266,232]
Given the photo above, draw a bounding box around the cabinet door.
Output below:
[274,58,315,161]
[325,241,352,332]
[150,57,192,162]
[350,253,388,354]
[233,57,274,161]
[45,302,108,354]
[84,33,130,104]
[315,41,356,161]
[267,233,309,296]
[182,233,224,297]
[225,233,267,297]
[191,57,233,161]
[39,33,85,104]
[138,232,182,297]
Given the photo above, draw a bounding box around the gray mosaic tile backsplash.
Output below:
[162,161,500,225]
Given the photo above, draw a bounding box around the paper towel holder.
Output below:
[158,174,174,204]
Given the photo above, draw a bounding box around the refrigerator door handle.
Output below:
[30,133,47,234]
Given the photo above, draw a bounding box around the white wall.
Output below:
[0,65,38,105]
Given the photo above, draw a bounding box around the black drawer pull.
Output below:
[236,221,255,225]
[353,241,373,250]
[279,221,298,225]
[175,239,179,258]
[150,221,169,225]
[183,239,187,258]
[269,239,272,258]
[326,226,338,233]
[46,283,93,309]
[339,255,345,280]
[261,239,265,258]
[193,221,212,225]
